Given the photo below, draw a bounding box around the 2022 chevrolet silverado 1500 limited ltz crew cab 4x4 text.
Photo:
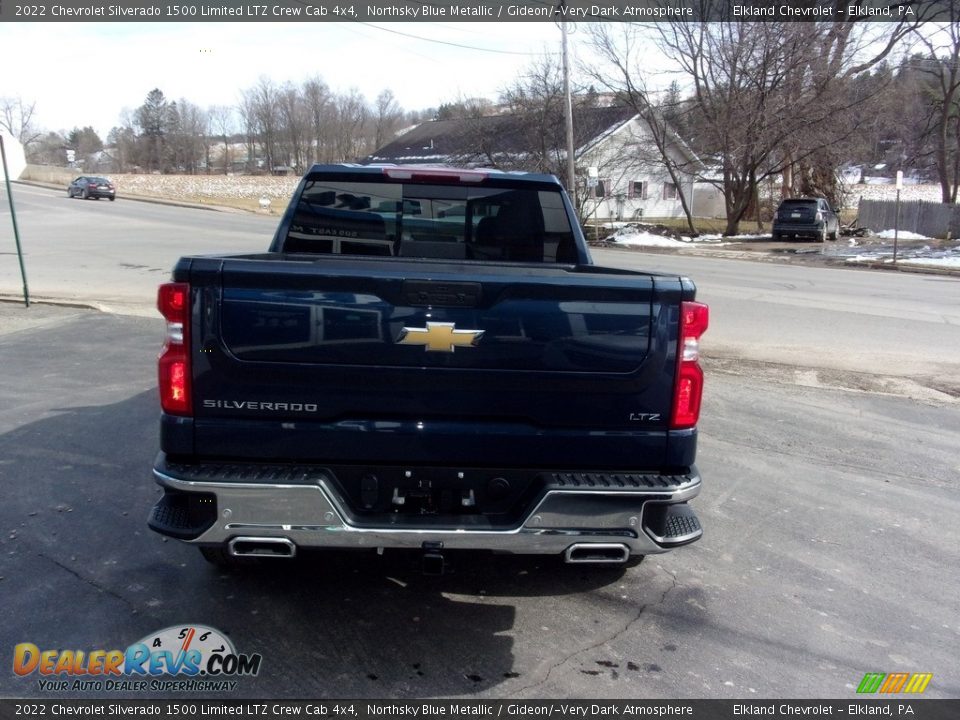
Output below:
[148,165,708,571]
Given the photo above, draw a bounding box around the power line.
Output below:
[282,0,560,55]
[354,22,560,56]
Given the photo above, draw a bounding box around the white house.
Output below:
[574,113,709,222]
[366,106,716,221]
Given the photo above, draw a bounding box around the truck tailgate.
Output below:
[181,254,689,466]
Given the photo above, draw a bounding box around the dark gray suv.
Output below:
[772,198,838,242]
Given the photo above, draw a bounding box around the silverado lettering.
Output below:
[149,164,708,570]
[202,400,320,412]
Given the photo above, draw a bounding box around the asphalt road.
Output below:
[0,183,274,314]
[1,183,958,700]
[592,248,960,391]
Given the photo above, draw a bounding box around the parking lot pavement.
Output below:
[0,301,90,337]
[1,307,958,699]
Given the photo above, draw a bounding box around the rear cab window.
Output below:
[278,170,579,263]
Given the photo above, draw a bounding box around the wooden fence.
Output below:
[858,198,960,239]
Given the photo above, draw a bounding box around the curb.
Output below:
[0,295,100,310]
[840,260,960,277]
[596,243,960,277]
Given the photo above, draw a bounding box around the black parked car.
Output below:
[68,176,116,201]
[772,197,838,242]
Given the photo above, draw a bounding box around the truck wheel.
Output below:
[819,227,827,243]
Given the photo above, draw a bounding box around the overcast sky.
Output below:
[5,20,940,142]
[0,21,602,138]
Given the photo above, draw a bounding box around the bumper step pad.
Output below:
[147,490,217,540]
[642,502,703,547]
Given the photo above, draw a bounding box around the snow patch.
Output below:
[844,249,960,269]
[610,232,691,248]
[875,229,931,241]
[605,224,728,247]
[900,256,960,269]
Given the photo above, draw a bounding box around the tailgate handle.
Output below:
[403,280,482,308]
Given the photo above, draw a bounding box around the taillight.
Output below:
[671,301,709,430]
[157,282,192,415]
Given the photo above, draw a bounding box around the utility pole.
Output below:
[560,15,576,199]
[893,170,902,264]
[0,132,29,307]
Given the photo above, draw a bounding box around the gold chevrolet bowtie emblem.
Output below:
[397,322,484,353]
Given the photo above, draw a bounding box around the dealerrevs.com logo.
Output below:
[13,625,262,692]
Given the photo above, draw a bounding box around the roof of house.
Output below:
[366,105,639,165]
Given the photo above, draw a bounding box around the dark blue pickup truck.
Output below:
[148,165,707,571]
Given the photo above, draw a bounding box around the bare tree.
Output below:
[0,96,42,146]
[587,25,700,235]
[236,78,405,168]
[26,131,68,166]
[107,125,136,173]
[651,14,919,234]
[373,89,404,151]
[278,82,308,171]
[915,14,960,203]
[303,76,332,163]
[499,56,571,178]
[237,89,260,171]
[332,88,369,161]
[251,77,281,171]
[173,100,208,173]
[208,105,234,174]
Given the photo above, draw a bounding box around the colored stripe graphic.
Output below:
[857,673,885,693]
[858,672,933,694]
[880,672,910,693]
[903,673,933,694]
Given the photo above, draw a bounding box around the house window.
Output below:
[594,178,610,198]
[629,181,647,199]
[662,182,678,200]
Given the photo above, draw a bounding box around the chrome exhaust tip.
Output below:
[228,536,296,559]
[563,543,630,564]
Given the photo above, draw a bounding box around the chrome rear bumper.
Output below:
[151,463,702,557]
